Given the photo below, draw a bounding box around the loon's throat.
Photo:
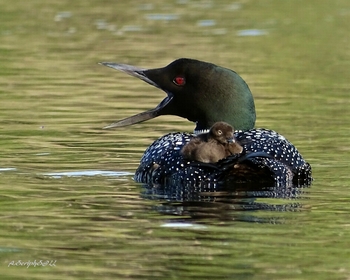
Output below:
[193,128,210,135]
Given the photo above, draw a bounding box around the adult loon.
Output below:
[99,58,312,188]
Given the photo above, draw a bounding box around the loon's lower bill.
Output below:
[99,58,312,190]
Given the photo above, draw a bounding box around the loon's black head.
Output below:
[100,58,256,131]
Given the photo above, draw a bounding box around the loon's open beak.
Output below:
[99,62,173,129]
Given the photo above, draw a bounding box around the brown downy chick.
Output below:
[181,122,243,163]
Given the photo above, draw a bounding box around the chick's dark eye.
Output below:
[173,76,186,86]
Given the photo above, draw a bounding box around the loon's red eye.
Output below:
[173,76,186,86]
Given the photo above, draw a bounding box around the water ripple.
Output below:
[43,170,133,178]
[237,29,268,36]
[145,14,179,21]
[0,167,16,172]
[161,222,207,229]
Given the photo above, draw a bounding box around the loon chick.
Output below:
[181,122,243,163]
[99,58,312,186]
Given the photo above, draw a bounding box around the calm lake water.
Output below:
[1,0,349,279]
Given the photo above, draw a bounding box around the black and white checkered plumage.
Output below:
[135,128,312,188]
